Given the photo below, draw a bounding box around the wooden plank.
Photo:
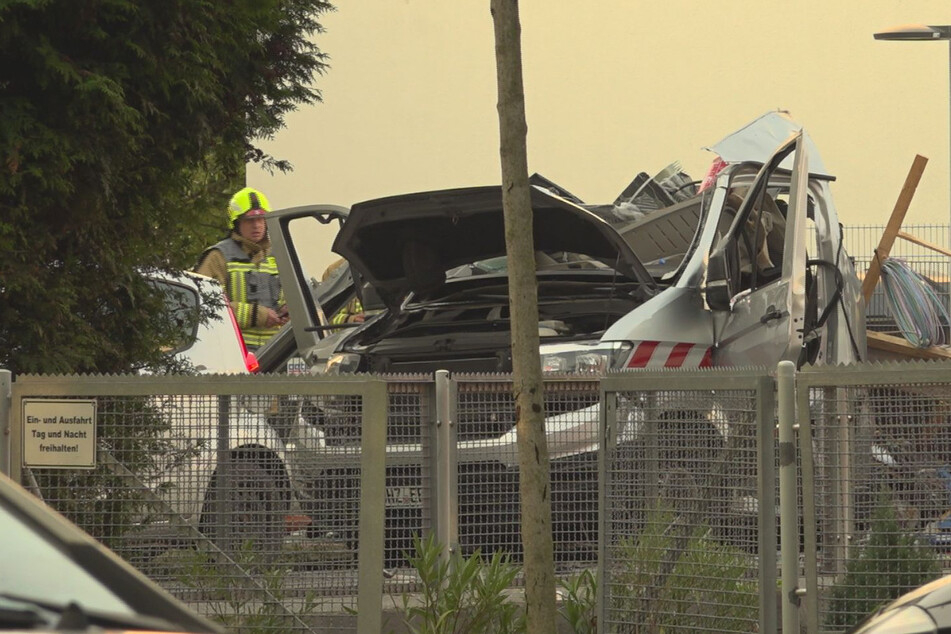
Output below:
[861,154,929,303]
[897,230,951,258]
[866,330,951,360]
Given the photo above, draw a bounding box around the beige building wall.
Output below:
[250,1,951,277]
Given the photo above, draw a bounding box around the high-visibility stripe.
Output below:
[229,269,246,303]
[626,340,714,369]
[628,341,660,368]
[228,260,279,275]
[664,342,694,367]
[331,298,364,325]
[242,327,277,349]
[331,311,348,325]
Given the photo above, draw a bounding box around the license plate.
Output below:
[385,485,423,508]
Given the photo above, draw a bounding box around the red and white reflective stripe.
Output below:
[626,341,713,369]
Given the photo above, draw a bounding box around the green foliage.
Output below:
[0,0,333,374]
[390,533,525,634]
[558,568,597,634]
[825,498,941,631]
[175,542,320,634]
[392,534,600,634]
[609,503,759,632]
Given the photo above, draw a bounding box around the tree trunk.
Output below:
[490,1,556,632]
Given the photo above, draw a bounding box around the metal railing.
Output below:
[5,373,388,634]
[599,360,951,633]
[797,361,951,634]
[1,370,604,632]
[7,359,951,633]
[599,368,777,634]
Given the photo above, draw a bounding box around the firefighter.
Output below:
[195,187,287,350]
[321,258,365,324]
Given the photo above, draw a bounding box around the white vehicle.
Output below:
[150,271,257,374]
[143,272,294,552]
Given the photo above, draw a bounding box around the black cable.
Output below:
[807,258,843,330]
[671,179,702,195]
[799,258,842,368]
[833,222,862,361]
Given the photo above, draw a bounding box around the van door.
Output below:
[711,132,809,367]
[265,204,351,367]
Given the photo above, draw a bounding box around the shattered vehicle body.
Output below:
[275,111,865,375]
[264,111,867,560]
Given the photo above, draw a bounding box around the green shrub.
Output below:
[390,533,525,634]
[825,498,941,631]
[393,534,601,634]
[558,568,597,634]
[608,503,759,632]
[175,541,320,634]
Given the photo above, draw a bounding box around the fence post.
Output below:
[757,374,778,634]
[596,386,618,632]
[834,386,853,577]
[357,380,388,634]
[799,385,820,634]
[433,370,458,564]
[215,394,233,555]
[778,360,800,634]
[0,370,10,477]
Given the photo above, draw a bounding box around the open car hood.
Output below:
[332,185,657,307]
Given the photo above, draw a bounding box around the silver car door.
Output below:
[713,132,809,367]
[266,204,351,362]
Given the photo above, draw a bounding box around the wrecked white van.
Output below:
[271,111,866,376]
[262,111,867,561]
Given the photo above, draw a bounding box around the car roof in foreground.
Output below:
[849,575,951,633]
[0,472,224,633]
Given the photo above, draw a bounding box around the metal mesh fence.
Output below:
[454,376,601,572]
[26,394,357,632]
[799,364,951,633]
[7,372,611,631]
[841,224,951,335]
[600,376,770,634]
[34,365,951,632]
[380,378,432,591]
[10,375,388,634]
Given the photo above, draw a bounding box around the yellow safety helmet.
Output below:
[227,187,271,226]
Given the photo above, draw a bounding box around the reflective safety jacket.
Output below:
[331,297,364,325]
[199,236,284,350]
